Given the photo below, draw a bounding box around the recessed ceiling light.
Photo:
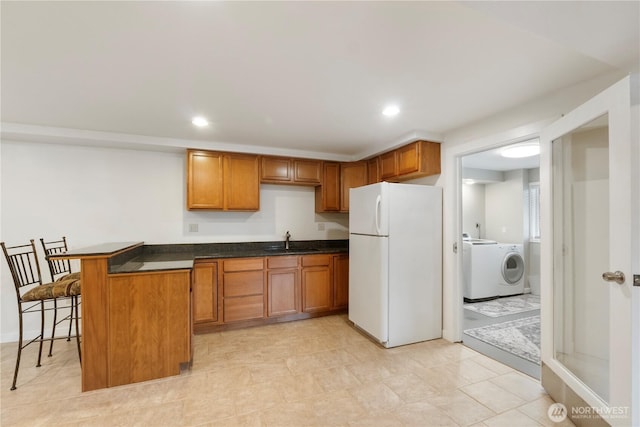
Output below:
[463,179,476,185]
[192,116,209,127]
[501,143,540,158]
[382,105,400,117]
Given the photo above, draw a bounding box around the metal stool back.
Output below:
[40,236,82,358]
[1,239,81,390]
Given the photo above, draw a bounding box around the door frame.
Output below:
[539,75,637,425]
[443,119,550,342]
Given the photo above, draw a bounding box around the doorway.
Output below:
[459,139,542,379]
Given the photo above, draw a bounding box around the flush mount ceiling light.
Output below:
[382,105,400,117]
[191,116,209,127]
[501,143,540,158]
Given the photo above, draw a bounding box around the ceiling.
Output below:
[1,1,638,160]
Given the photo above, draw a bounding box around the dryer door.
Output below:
[502,252,524,284]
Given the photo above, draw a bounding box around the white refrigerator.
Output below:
[349,182,442,348]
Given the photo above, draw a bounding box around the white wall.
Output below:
[484,169,525,244]
[461,183,485,239]
[0,140,348,342]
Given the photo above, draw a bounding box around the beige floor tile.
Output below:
[311,365,362,392]
[383,372,439,403]
[427,390,496,426]
[0,315,562,427]
[489,371,546,402]
[393,400,460,426]
[348,382,404,415]
[518,396,576,427]
[310,389,366,426]
[461,379,526,413]
[482,408,544,427]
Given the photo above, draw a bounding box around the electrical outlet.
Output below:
[317,222,325,231]
[188,223,199,232]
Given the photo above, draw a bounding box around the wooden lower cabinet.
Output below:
[192,261,218,324]
[192,253,347,332]
[301,255,332,313]
[332,254,349,309]
[108,270,191,387]
[222,258,265,323]
[267,256,300,317]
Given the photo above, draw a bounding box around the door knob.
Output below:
[602,271,625,284]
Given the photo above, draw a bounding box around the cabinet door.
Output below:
[267,268,299,317]
[224,154,260,210]
[340,162,367,212]
[301,255,332,313]
[293,159,322,185]
[397,142,420,175]
[367,158,380,185]
[261,156,292,183]
[332,255,349,309]
[192,262,218,324]
[379,151,398,180]
[187,150,224,209]
[315,162,341,212]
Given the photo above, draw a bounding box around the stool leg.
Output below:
[36,301,45,368]
[67,300,73,342]
[73,296,81,363]
[11,308,24,390]
[48,299,58,357]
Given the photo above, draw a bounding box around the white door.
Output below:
[349,182,389,236]
[348,234,389,343]
[540,76,637,425]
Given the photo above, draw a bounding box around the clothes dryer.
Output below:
[496,244,525,297]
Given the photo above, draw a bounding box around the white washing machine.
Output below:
[462,239,499,302]
[496,244,525,297]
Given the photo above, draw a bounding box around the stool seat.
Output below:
[22,278,81,302]
[55,272,80,282]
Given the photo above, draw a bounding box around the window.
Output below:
[529,182,540,242]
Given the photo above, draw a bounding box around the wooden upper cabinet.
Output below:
[367,157,380,185]
[315,162,341,212]
[378,141,441,182]
[340,161,367,212]
[187,149,259,211]
[260,156,321,185]
[187,150,224,209]
[380,150,398,180]
[224,153,260,211]
[261,156,292,183]
[293,159,322,185]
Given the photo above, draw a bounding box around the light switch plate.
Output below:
[188,223,199,232]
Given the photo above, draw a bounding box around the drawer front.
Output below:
[301,254,332,267]
[223,258,264,272]
[224,295,264,322]
[267,256,299,269]
[223,271,264,297]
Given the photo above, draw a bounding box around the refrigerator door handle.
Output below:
[375,195,382,235]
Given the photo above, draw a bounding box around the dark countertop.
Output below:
[108,240,349,274]
[50,241,143,258]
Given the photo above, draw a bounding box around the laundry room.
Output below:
[459,140,542,379]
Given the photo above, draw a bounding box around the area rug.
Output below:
[463,315,540,364]
[464,294,540,318]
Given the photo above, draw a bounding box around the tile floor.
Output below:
[1,315,574,426]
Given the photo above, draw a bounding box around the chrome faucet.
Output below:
[285,231,291,250]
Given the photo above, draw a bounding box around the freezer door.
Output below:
[348,234,389,343]
[349,182,389,236]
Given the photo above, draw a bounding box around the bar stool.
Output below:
[40,237,81,357]
[1,239,81,390]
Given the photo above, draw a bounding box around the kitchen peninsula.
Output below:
[53,239,348,391]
